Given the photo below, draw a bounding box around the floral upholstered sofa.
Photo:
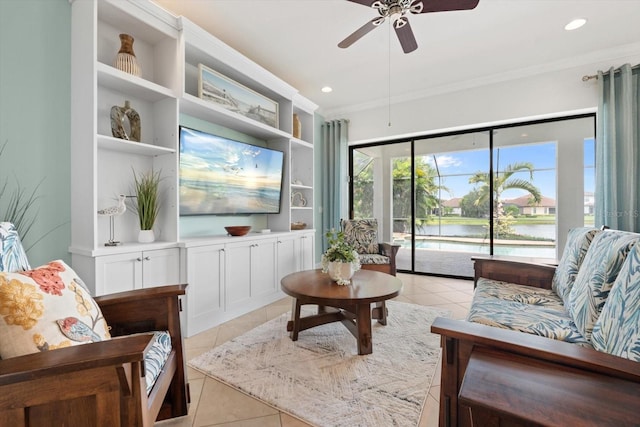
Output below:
[431,227,640,426]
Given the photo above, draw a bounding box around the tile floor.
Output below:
[156,273,474,427]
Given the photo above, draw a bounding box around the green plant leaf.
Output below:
[131,168,162,230]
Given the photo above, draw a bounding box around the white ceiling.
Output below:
[153,0,640,116]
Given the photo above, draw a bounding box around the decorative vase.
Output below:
[138,229,155,243]
[293,113,302,139]
[114,33,141,77]
[110,100,141,142]
[327,261,355,285]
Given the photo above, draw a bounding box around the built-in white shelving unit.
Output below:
[69,0,317,333]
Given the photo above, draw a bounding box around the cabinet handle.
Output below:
[144,256,151,261]
[221,248,225,252]
[136,257,142,262]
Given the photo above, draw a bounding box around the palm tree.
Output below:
[392,157,450,231]
[469,161,542,237]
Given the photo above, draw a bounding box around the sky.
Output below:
[422,139,595,201]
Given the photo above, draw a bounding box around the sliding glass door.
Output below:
[349,114,595,277]
[409,132,490,276]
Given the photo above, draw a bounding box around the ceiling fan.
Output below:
[338,0,479,53]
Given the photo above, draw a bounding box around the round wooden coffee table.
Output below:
[280,269,403,355]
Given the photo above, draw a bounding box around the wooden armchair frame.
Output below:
[0,284,189,427]
[431,257,640,427]
[360,242,400,276]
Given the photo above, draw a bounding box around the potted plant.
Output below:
[321,229,361,285]
[132,168,161,243]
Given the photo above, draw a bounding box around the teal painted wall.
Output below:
[0,0,71,267]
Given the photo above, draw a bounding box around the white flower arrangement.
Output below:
[321,229,361,285]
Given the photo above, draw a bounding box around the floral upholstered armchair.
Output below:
[0,222,188,426]
[341,218,400,276]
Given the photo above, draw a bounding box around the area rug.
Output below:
[189,301,450,427]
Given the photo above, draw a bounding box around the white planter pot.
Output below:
[327,261,356,285]
[138,229,155,243]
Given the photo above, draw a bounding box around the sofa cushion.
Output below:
[568,230,640,342]
[475,277,565,311]
[341,219,380,254]
[144,330,172,394]
[0,260,111,358]
[358,253,390,265]
[591,244,640,361]
[552,227,600,304]
[468,282,590,346]
[0,222,31,273]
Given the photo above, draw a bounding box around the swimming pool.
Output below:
[399,239,556,258]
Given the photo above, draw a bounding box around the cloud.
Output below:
[425,155,462,168]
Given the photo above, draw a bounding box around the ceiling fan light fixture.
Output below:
[394,16,407,28]
[565,18,587,31]
[409,1,423,14]
[389,4,404,24]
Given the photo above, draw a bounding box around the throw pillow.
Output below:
[568,230,640,342]
[342,219,379,254]
[0,260,111,358]
[591,244,640,361]
[0,222,31,272]
[552,227,600,304]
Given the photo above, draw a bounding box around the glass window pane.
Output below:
[353,150,374,219]
[584,138,595,226]
[410,132,490,276]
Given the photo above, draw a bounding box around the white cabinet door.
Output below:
[250,238,277,297]
[95,252,142,296]
[299,233,315,271]
[186,244,225,336]
[142,248,180,288]
[277,235,298,284]
[225,241,252,309]
[94,247,180,295]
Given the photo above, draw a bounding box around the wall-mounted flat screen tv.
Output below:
[179,126,285,215]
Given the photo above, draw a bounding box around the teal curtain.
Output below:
[321,119,348,250]
[595,64,640,231]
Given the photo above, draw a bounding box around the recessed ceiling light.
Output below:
[565,18,587,31]
[321,86,333,93]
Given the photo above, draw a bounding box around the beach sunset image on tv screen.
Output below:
[179,127,284,215]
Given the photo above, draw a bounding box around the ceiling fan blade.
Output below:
[338,18,382,49]
[345,0,377,7]
[413,0,479,13]
[394,19,418,53]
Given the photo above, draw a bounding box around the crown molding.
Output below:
[321,41,640,119]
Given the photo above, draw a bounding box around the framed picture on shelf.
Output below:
[198,63,279,129]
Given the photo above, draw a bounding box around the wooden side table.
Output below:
[458,347,640,426]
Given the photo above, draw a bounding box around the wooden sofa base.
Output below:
[432,317,640,427]
[432,254,640,426]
